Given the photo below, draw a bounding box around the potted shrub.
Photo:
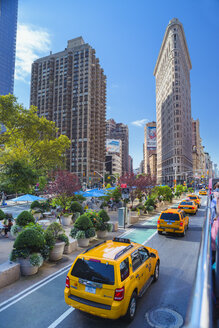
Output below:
[10,227,45,276]
[16,211,35,227]
[60,212,73,226]
[70,214,95,247]
[0,209,6,221]
[70,201,84,223]
[96,210,111,239]
[45,222,68,261]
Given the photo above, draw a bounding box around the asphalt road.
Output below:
[0,197,207,328]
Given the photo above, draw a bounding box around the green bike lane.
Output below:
[120,201,182,245]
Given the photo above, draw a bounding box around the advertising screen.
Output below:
[106,139,121,153]
[147,127,156,149]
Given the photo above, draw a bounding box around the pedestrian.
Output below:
[211,197,219,264]
[4,218,13,238]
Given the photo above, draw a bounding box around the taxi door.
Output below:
[130,248,151,293]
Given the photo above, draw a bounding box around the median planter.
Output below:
[60,215,72,226]
[49,241,65,261]
[77,238,89,248]
[97,230,108,239]
[18,258,39,276]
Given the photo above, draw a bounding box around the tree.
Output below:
[46,170,81,212]
[119,173,156,205]
[0,95,70,173]
[0,160,37,194]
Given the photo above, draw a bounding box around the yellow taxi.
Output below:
[64,237,160,321]
[187,194,201,208]
[178,199,198,214]
[157,208,189,237]
[199,189,207,195]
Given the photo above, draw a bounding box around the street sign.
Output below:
[121,187,129,199]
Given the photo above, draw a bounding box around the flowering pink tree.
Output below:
[119,173,156,205]
[46,170,81,211]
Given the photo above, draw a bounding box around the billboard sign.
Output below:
[147,127,156,149]
[106,139,121,153]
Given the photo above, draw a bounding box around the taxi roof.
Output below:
[162,208,181,213]
[81,240,139,261]
[187,194,198,197]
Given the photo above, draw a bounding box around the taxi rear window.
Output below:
[71,258,114,285]
[189,196,197,199]
[160,213,180,221]
[180,202,193,205]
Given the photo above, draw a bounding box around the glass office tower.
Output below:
[0,0,18,95]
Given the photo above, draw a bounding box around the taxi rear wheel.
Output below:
[180,229,186,237]
[124,291,137,322]
[153,261,159,282]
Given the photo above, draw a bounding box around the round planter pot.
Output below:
[49,241,65,261]
[61,215,72,226]
[77,238,90,247]
[97,230,108,239]
[18,258,39,276]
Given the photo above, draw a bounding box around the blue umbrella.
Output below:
[10,194,47,202]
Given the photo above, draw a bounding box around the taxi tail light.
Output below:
[191,207,195,209]
[178,206,180,209]
[180,221,183,226]
[65,275,70,288]
[157,219,160,225]
[114,286,125,301]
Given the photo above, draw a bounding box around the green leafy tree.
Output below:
[0,160,38,194]
[0,95,70,174]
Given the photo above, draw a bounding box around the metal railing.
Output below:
[185,197,213,328]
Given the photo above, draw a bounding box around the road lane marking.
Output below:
[0,266,71,313]
[143,231,157,245]
[48,307,74,328]
[0,263,72,309]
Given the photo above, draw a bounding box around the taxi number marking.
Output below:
[146,263,152,272]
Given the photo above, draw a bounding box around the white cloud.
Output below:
[15,24,51,82]
[131,118,149,127]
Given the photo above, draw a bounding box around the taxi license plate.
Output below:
[85,286,96,294]
[166,229,174,232]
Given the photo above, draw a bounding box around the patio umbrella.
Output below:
[10,194,47,202]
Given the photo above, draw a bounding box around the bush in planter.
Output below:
[100,201,108,209]
[98,209,110,223]
[58,233,69,246]
[16,211,35,227]
[70,201,84,214]
[30,200,41,210]
[11,224,20,238]
[29,253,44,267]
[96,217,111,232]
[46,222,64,239]
[0,209,6,221]
[13,228,45,252]
[70,214,94,239]
[74,214,93,230]
[145,205,154,212]
[144,198,156,208]
[86,210,99,229]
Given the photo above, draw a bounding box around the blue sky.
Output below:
[14,0,219,169]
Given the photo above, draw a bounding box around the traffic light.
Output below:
[94,172,96,176]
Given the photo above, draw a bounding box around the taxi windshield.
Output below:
[71,258,115,285]
[181,202,193,205]
[160,213,180,221]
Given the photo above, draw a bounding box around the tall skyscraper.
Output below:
[143,121,156,175]
[106,119,129,175]
[154,18,193,185]
[30,37,106,185]
[0,0,18,95]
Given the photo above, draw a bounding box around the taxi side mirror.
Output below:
[149,252,156,258]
